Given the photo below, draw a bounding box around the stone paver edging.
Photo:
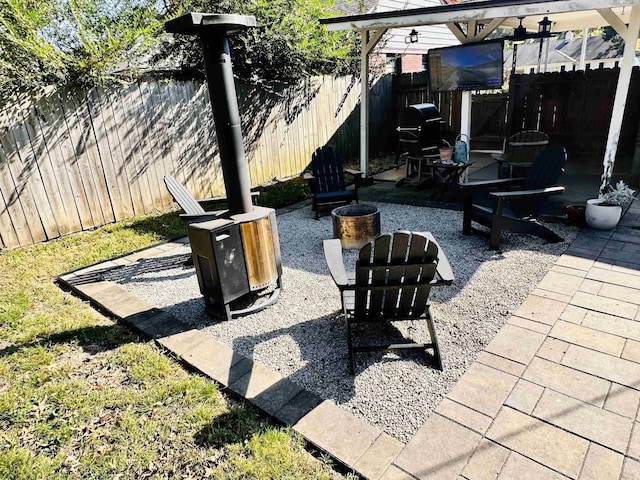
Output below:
[58,199,640,479]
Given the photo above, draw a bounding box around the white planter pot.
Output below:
[585,199,622,230]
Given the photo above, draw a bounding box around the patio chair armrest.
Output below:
[323,239,351,287]
[344,169,362,177]
[179,212,225,222]
[303,172,317,193]
[198,191,260,209]
[506,162,533,169]
[459,177,525,191]
[417,232,454,284]
[489,186,565,199]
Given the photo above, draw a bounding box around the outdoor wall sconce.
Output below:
[405,29,419,44]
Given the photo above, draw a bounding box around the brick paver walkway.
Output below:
[390,198,640,480]
[58,198,640,480]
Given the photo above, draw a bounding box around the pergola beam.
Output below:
[597,8,629,36]
[446,22,467,43]
[322,0,633,31]
[473,18,505,41]
[447,17,505,43]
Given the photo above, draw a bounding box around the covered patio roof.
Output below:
[320,0,640,193]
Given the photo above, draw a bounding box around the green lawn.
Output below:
[0,212,346,479]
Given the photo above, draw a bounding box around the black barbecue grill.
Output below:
[397,103,443,157]
[395,103,471,195]
[396,103,443,185]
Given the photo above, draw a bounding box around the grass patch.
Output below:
[0,212,347,479]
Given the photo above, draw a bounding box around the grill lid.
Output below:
[398,103,441,129]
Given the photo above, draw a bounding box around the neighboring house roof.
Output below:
[504,35,635,68]
[334,0,460,54]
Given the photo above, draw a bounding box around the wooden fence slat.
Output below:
[151,80,179,197]
[21,101,65,239]
[86,86,128,221]
[62,87,108,227]
[126,81,160,213]
[116,83,148,214]
[57,88,102,229]
[135,80,168,210]
[171,82,198,196]
[103,86,145,216]
[36,91,86,233]
[1,103,48,244]
[198,82,225,197]
[146,80,176,207]
[90,85,135,220]
[75,88,116,225]
[11,103,60,241]
[0,138,25,248]
[30,96,78,237]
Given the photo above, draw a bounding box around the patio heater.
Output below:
[165,13,282,320]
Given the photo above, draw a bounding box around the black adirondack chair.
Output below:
[460,144,567,250]
[324,231,454,374]
[304,146,362,219]
[163,175,259,222]
[493,130,549,178]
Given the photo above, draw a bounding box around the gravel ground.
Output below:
[104,202,578,443]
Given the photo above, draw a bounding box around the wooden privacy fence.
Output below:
[508,67,640,168]
[0,75,394,249]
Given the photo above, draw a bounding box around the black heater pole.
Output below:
[165,13,256,215]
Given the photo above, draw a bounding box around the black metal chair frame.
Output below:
[324,231,454,374]
[492,130,550,179]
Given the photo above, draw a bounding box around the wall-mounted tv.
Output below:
[427,41,504,92]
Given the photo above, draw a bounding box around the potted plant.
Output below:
[585,180,636,230]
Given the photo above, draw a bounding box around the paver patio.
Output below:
[58,197,640,479]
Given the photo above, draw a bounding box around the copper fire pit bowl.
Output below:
[331,204,381,249]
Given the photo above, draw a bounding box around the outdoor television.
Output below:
[427,41,504,92]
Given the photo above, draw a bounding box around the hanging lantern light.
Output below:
[538,16,552,35]
[405,29,419,44]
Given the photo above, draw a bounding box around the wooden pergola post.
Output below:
[600,5,640,193]
[359,29,386,178]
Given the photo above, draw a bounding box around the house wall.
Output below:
[400,54,426,73]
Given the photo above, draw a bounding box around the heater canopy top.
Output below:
[165,12,256,35]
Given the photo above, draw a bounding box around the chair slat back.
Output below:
[511,144,567,216]
[164,175,205,215]
[504,130,549,164]
[355,232,438,320]
[522,144,567,189]
[311,146,347,194]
